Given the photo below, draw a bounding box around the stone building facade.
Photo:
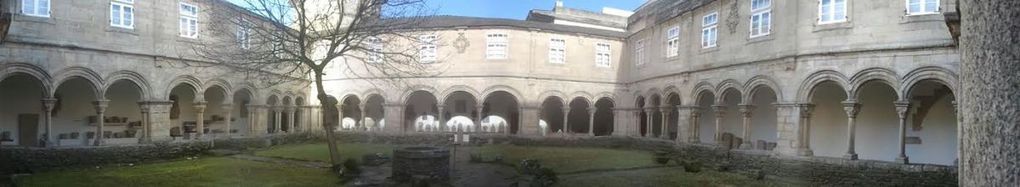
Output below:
[0,0,961,167]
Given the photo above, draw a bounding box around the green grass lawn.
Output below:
[255,143,397,162]
[15,157,342,187]
[557,167,805,187]
[474,144,658,173]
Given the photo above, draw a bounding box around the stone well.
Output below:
[391,146,450,182]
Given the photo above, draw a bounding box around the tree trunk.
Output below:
[958,1,1020,186]
[315,72,342,168]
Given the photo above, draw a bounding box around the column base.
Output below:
[739,141,754,149]
[843,153,859,160]
[797,148,814,156]
[895,156,909,164]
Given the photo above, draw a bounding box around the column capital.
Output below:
[894,101,911,118]
[92,100,110,113]
[659,106,673,113]
[797,103,815,117]
[711,105,727,117]
[841,100,862,118]
[643,107,656,113]
[738,104,755,117]
[587,107,597,115]
[41,98,58,111]
[194,104,207,113]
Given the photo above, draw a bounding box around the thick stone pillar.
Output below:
[894,101,911,164]
[147,101,174,141]
[137,102,151,143]
[222,104,233,138]
[797,103,815,156]
[689,108,701,143]
[774,103,801,156]
[41,98,57,147]
[674,106,691,143]
[383,104,403,133]
[587,108,596,136]
[660,106,670,139]
[739,104,755,149]
[521,106,540,136]
[842,100,861,160]
[92,100,109,146]
[632,110,641,136]
[712,105,726,143]
[194,102,207,138]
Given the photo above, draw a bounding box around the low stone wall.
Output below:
[0,142,211,173]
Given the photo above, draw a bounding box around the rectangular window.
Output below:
[21,0,50,17]
[236,20,252,49]
[179,3,199,38]
[750,0,771,37]
[819,0,848,24]
[665,26,680,57]
[486,33,508,60]
[367,37,384,63]
[907,0,939,15]
[419,35,437,63]
[110,0,134,29]
[595,43,611,68]
[635,39,646,65]
[701,12,718,48]
[548,38,566,64]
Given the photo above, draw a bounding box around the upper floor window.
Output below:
[21,0,50,17]
[665,26,680,57]
[634,39,647,65]
[750,0,771,37]
[906,0,939,15]
[701,12,718,48]
[486,33,508,60]
[367,37,384,63]
[179,3,199,38]
[110,0,135,29]
[548,38,566,64]
[819,0,848,24]
[419,35,437,63]
[236,20,252,49]
[595,43,611,68]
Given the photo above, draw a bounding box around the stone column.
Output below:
[842,100,861,160]
[437,105,446,132]
[137,102,151,143]
[674,106,690,143]
[643,108,654,137]
[194,102,207,138]
[587,107,596,136]
[894,101,911,164]
[246,104,258,136]
[797,103,815,156]
[222,104,233,138]
[358,105,367,131]
[660,106,671,139]
[633,110,641,136]
[689,108,701,143]
[286,105,296,133]
[148,101,174,141]
[41,98,57,147]
[274,106,282,133]
[562,108,570,134]
[92,100,109,146]
[475,105,483,133]
[739,104,755,149]
[712,105,726,143]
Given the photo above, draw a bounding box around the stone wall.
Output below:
[0,142,211,173]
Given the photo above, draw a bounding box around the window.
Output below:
[701,12,718,48]
[367,37,383,63]
[595,43,611,68]
[236,20,252,49]
[419,35,437,63]
[548,38,566,64]
[819,0,847,24]
[634,39,647,65]
[110,0,134,29]
[750,0,771,37]
[486,33,508,59]
[179,3,199,38]
[907,0,939,15]
[21,0,50,17]
[665,26,680,57]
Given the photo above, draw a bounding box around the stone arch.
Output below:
[594,92,616,105]
[400,85,439,105]
[848,67,901,100]
[103,70,153,100]
[537,90,568,106]
[716,79,744,104]
[1,63,54,97]
[166,75,204,100]
[569,91,596,108]
[691,81,716,104]
[797,70,850,102]
[663,85,681,99]
[204,78,234,101]
[361,88,386,102]
[900,66,959,101]
[234,82,261,104]
[51,67,104,99]
[743,75,784,104]
[439,85,481,104]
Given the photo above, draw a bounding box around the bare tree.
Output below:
[192,0,437,168]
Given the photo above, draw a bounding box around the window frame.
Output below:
[485,32,509,60]
[418,35,437,63]
[665,26,680,57]
[110,0,135,29]
[21,0,51,18]
[749,0,772,38]
[367,37,384,64]
[236,20,252,49]
[701,12,719,48]
[548,38,567,64]
[595,42,611,68]
[179,2,199,38]
[634,38,647,66]
[818,0,848,24]
[905,0,940,15]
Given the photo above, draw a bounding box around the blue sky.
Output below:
[423,0,646,19]
[229,0,646,20]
